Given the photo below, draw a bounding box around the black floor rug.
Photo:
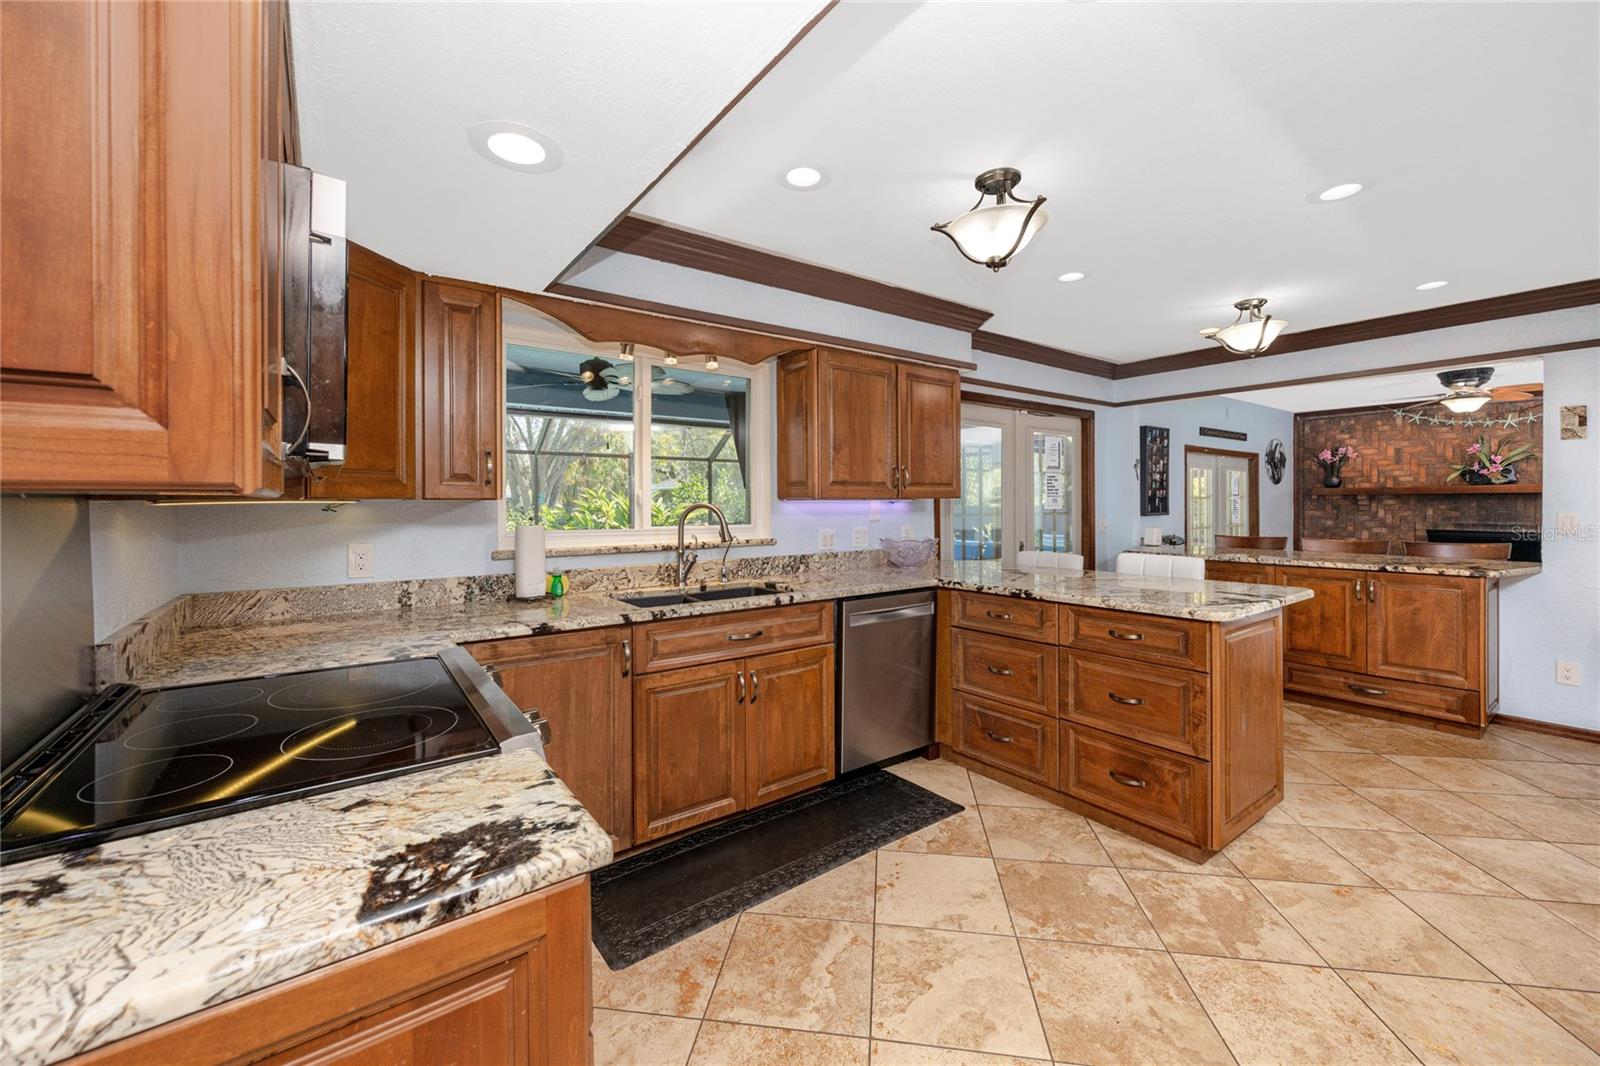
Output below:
[590,768,961,969]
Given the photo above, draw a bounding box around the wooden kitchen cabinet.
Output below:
[633,660,747,842]
[1278,565,1368,673]
[1366,571,1483,690]
[776,347,960,500]
[468,628,633,851]
[1,0,284,495]
[744,645,836,807]
[74,874,592,1066]
[421,280,502,500]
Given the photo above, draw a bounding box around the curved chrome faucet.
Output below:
[676,502,733,588]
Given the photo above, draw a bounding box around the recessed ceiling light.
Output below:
[782,165,826,190]
[1056,271,1087,283]
[1415,280,1450,291]
[1317,182,1363,202]
[467,120,563,173]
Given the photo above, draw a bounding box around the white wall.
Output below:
[1500,348,1600,731]
[88,502,181,638]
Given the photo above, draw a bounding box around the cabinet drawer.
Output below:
[633,602,834,673]
[956,693,1058,786]
[1062,606,1209,671]
[1062,724,1208,845]
[952,628,1057,713]
[949,591,1057,642]
[1284,662,1482,727]
[1063,652,1210,759]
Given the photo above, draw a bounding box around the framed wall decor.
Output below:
[1139,425,1170,516]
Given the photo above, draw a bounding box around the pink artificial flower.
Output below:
[1489,454,1504,464]
[1337,445,1352,457]
[1318,449,1333,462]
[1487,463,1503,473]
[1466,442,1482,454]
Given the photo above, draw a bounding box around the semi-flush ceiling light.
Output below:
[662,353,678,366]
[783,166,825,189]
[931,167,1048,271]
[467,120,563,173]
[704,355,719,371]
[1415,280,1450,291]
[1057,271,1086,283]
[1317,182,1363,201]
[1199,298,1289,356]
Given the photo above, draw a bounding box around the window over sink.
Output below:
[500,300,771,550]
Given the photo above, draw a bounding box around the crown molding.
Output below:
[970,330,1117,379]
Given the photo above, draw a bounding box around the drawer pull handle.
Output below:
[986,664,1015,677]
[736,671,746,702]
[1108,692,1144,706]
[727,630,764,642]
[984,729,1014,744]
[1108,770,1147,789]
[986,610,1013,621]
[1107,629,1144,641]
[1348,682,1388,697]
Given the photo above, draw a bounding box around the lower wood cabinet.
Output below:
[74,874,592,1066]
[632,659,747,842]
[745,645,836,807]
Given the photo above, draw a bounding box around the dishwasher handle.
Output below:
[846,602,936,627]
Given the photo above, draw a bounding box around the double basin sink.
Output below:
[615,581,790,607]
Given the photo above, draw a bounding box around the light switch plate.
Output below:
[1557,661,1581,686]
[347,543,374,579]
[852,527,870,548]
[1557,513,1579,536]
[818,528,836,550]
[901,524,915,539]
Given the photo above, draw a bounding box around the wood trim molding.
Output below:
[1493,714,1600,744]
[963,377,1113,410]
[547,282,977,371]
[1115,279,1600,378]
[960,390,1097,420]
[592,215,992,333]
[971,330,1117,379]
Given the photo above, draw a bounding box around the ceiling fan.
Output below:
[1391,367,1542,414]
[577,357,623,401]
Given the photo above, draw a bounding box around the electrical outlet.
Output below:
[347,543,374,579]
[1557,661,1582,687]
[1557,513,1579,536]
[852,527,870,548]
[901,524,915,539]
[818,528,836,550]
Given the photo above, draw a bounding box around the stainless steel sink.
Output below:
[615,591,697,607]
[616,582,789,607]
[687,582,788,601]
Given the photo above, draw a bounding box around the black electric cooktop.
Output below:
[1,657,502,864]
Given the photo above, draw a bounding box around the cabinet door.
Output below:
[421,282,500,499]
[896,363,961,497]
[1278,566,1367,672]
[816,350,898,498]
[634,660,746,842]
[776,351,818,499]
[1,0,280,495]
[745,645,835,808]
[470,629,633,851]
[1367,572,1482,690]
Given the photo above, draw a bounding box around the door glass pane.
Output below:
[1027,426,1078,554]
[952,423,1003,559]
[649,364,750,528]
[1187,457,1215,547]
[1219,457,1250,537]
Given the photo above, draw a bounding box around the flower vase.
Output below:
[1322,472,1343,489]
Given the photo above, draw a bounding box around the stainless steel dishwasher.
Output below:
[838,590,936,773]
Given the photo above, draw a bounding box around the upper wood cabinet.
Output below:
[777,347,960,500]
[421,281,501,500]
[0,0,284,495]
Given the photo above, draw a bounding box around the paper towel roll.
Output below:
[1142,527,1163,547]
[514,524,547,599]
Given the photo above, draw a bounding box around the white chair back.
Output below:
[1114,551,1204,580]
[1017,551,1085,573]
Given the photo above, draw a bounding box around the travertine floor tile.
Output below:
[749,853,876,923]
[1517,987,1600,1055]
[968,771,1057,808]
[593,1008,700,1066]
[889,759,975,805]
[1252,880,1493,980]
[996,859,1162,948]
[1020,940,1235,1066]
[1354,787,1534,838]
[1310,828,1516,895]
[1539,900,1600,940]
[1294,751,1439,790]
[1556,842,1600,866]
[1499,731,1600,766]
[1285,721,1372,752]
[867,1040,1048,1065]
[1341,971,1600,1066]
[1279,783,1413,831]
[1221,823,1376,886]
[1487,759,1600,800]
[979,805,1111,865]
[1121,869,1321,964]
[880,809,992,857]
[688,1021,868,1066]
[1394,891,1600,990]
[1432,835,1600,903]
[1385,756,1548,795]
[1173,954,1416,1065]
[705,913,872,1035]
[592,917,736,1017]
[1461,793,1600,844]
[1447,731,1562,762]
[1284,751,1338,784]
[871,926,1050,1059]
[875,851,1012,935]
[1091,824,1243,877]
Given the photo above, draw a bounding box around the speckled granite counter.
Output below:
[0,748,610,1065]
[1128,544,1541,579]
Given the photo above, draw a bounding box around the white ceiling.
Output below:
[1226,358,1543,414]
[634,1,1600,361]
[289,1,823,289]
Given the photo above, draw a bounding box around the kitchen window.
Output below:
[500,303,771,549]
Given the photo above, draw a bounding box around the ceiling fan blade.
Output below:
[1490,383,1541,400]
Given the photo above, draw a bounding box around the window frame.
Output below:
[498,325,773,551]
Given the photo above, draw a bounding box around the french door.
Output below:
[1185,447,1255,549]
[944,404,1083,565]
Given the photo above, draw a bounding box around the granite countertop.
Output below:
[1128,544,1542,579]
[0,748,611,1066]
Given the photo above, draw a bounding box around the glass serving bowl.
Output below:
[880,537,937,567]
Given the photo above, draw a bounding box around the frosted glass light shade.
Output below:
[1440,393,1490,413]
[939,202,1049,264]
[1212,316,1288,355]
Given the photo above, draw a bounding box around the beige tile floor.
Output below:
[593,705,1600,1066]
